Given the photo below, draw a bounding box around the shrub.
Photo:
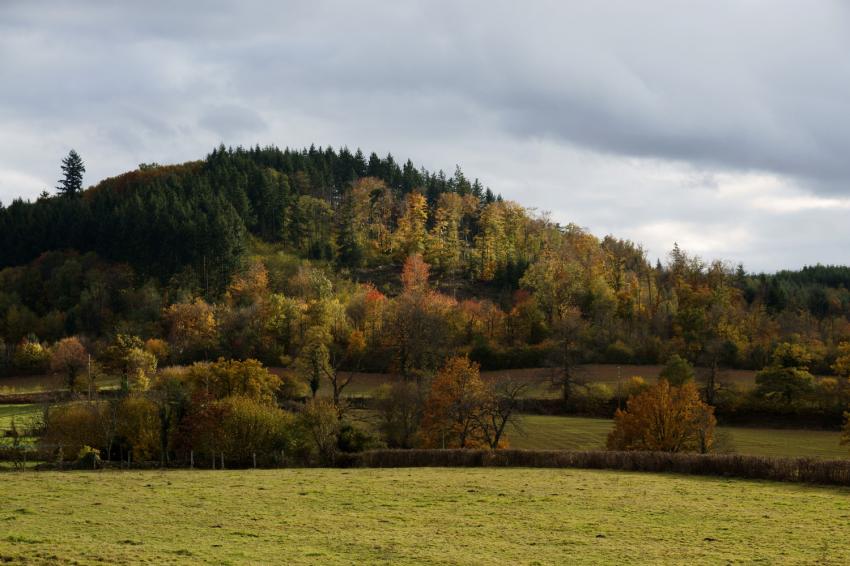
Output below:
[76,445,101,469]
[621,376,649,398]
[604,340,634,363]
[337,421,383,453]
[12,339,50,374]
[217,395,297,465]
[572,383,614,414]
[41,403,103,457]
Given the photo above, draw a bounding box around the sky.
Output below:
[1,1,849,272]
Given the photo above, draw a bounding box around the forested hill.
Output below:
[1,144,850,376]
[1,145,497,289]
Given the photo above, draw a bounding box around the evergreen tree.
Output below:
[57,149,85,197]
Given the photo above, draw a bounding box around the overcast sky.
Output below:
[1,1,849,272]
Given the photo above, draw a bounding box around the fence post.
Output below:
[253,452,257,469]
[220,452,224,470]
[190,450,194,469]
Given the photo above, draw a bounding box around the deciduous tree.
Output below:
[607,380,716,453]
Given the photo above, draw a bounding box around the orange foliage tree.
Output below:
[606,380,716,453]
[420,356,488,448]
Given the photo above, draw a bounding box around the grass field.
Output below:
[1,468,849,564]
[510,415,848,459]
[0,404,41,432]
[0,373,120,395]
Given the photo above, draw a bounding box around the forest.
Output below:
[3,146,850,464]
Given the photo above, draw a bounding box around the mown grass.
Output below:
[511,415,848,459]
[1,468,849,564]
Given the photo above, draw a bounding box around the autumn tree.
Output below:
[50,336,88,391]
[100,334,156,392]
[182,358,282,404]
[393,192,428,259]
[420,356,488,448]
[384,255,459,381]
[832,342,850,377]
[163,298,219,361]
[607,380,716,453]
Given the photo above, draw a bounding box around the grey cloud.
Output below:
[0,0,849,269]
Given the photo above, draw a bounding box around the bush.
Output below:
[604,340,634,364]
[41,403,104,457]
[337,421,383,453]
[76,445,101,469]
[12,339,50,374]
[217,395,297,465]
[572,383,613,414]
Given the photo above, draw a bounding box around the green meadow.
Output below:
[2,468,849,565]
[511,415,847,459]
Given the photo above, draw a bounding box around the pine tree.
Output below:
[57,149,85,197]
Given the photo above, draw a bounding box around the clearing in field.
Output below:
[1,468,849,564]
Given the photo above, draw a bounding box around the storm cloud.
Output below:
[1,0,849,271]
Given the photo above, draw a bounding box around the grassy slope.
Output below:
[1,468,849,564]
[511,415,847,458]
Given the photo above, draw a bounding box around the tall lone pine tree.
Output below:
[57,149,85,197]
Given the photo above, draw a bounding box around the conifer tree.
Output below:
[57,149,85,197]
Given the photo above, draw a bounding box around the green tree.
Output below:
[57,149,85,197]
[659,354,695,386]
[754,366,815,405]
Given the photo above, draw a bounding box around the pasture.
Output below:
[1,468,849,564]
[510,415,847,459]
[0,404,40,432]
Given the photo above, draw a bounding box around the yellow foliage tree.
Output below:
[393,192,428,259]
